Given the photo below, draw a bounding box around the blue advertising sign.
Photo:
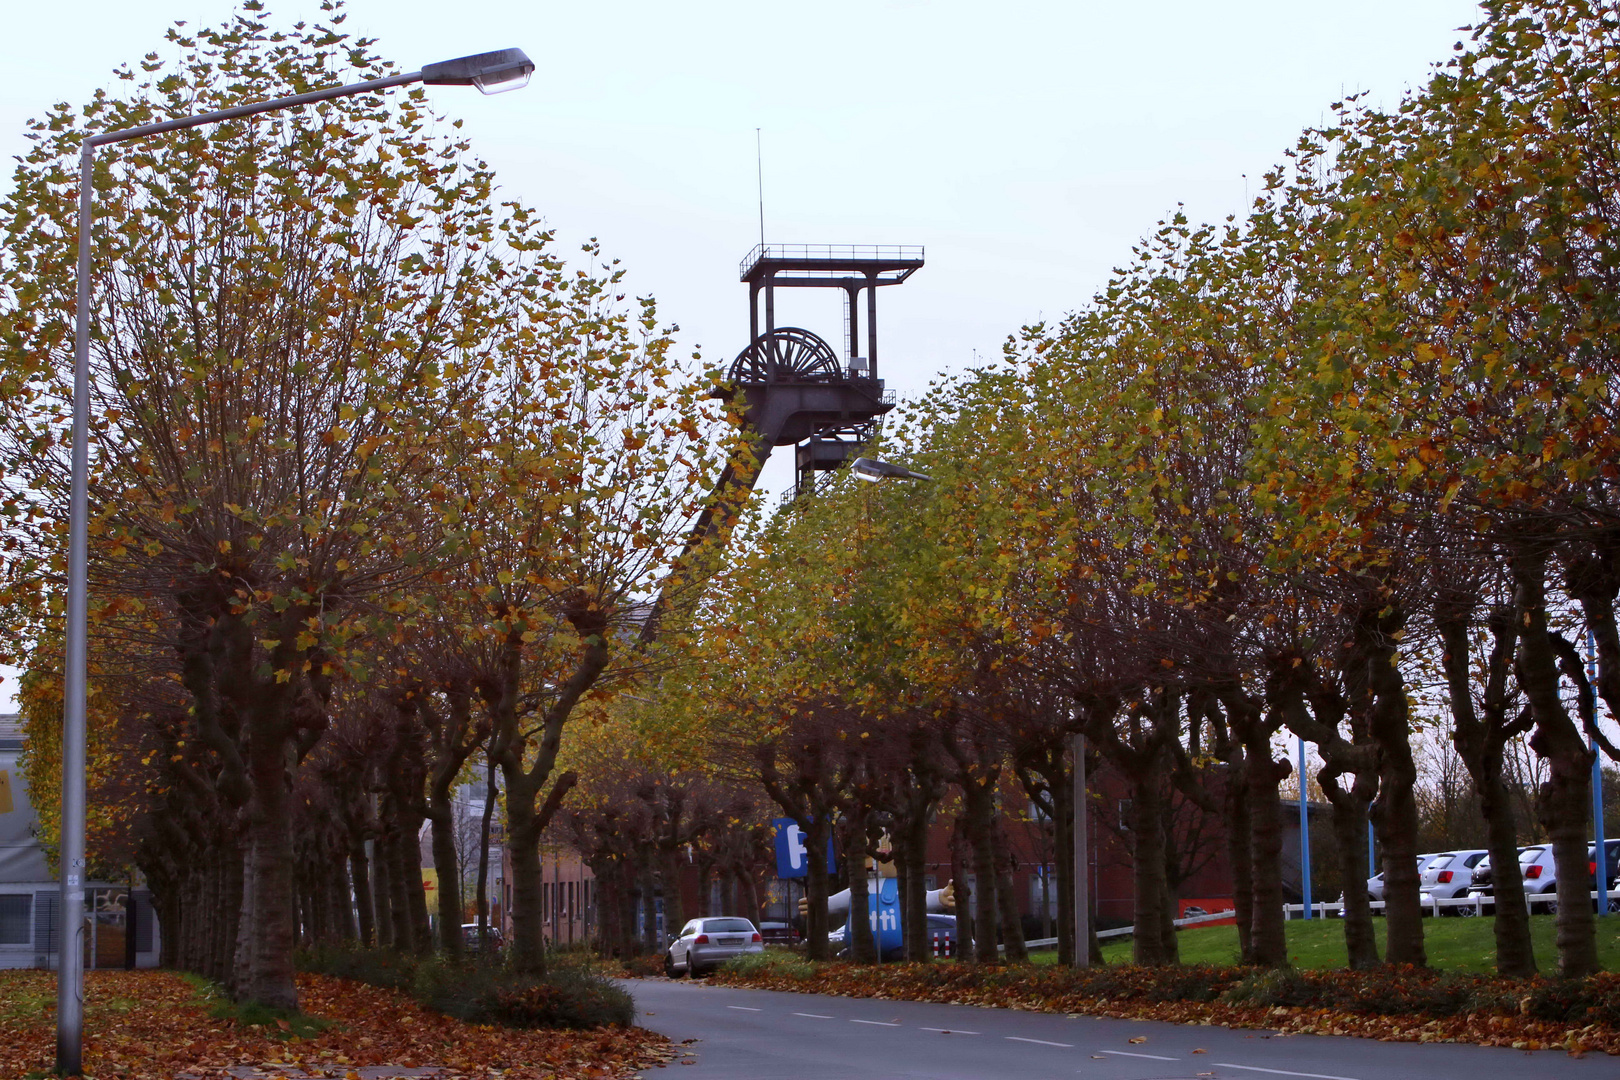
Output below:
[865,876,902,953]
[771,817,835,879]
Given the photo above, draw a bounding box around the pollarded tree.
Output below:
[0,5,617,1005]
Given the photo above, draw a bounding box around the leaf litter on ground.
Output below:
[0,969,670,1079]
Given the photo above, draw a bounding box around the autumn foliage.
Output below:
[0,969,668,1079]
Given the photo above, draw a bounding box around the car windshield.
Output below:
[702,918,755,933]
[1520,848,1544,863]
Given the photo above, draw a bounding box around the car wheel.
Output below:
[664,952,679,978]
[1455,903,1479,918]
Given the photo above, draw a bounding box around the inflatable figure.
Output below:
[801,844,955,956]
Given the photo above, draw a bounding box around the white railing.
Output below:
[1285,890,1618,918]
[740,244,925,277]
[1022,908,1237,951]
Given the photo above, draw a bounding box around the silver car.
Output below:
[1421,849,1489,904]
[665,916,763,977]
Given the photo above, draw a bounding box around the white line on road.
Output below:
[850,1019,902,1027]
[1098,1049,1179,1062]
[1215,1064,1363,1080]
[1005,1036,1073,1048]
[792,1012,833,1019]
[725,1006,761,1012]
[920,1027,980,1035]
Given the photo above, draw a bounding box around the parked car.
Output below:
[827,913,956,960]
[757,919,802,946]
[1421,849,1490,908]
[1518,845,1558,902]
[461,923,505,953]
[1589,839,1620,895]
[664,917,764,977]
[1366,871,1386,904]
[1342,854,1438,913]
[1467,851,1500,900]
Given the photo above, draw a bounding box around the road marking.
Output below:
[850,1019,901,1026]
[793,1012,833,1019]
[725,1006,761,1012]
[1006,1036,1073,1048]
[1097,1049,1178,1061]
[1214,1064,1363,1080]
[921,1027,980,1035]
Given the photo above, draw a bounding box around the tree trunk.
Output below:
[1438,598,1537,977]
[1321,766,1379,969]
[1513,542,1600,978]
[846,820,878,963]
[950,817,973,960]
[1130,761,1177,965]
[1053,764,1075,968]
[1362,601,1427,967]
[429,807,462,955]
[511,813,552,968]
[965,796,1001,963]
[661,849,686,946]
[804,815,833,961]
[1224,750,1255,964]
[385,829,414,952]
[401,825,432,954]
[1244,731,1290,968]
[996,845,1028,964]
[232,729,299,1009]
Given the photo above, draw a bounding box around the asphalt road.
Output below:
[628,977,1620,1080]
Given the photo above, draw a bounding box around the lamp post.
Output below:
[55,47,532,1076]
[1299,736,1312,920]
[1073,729,1089,968]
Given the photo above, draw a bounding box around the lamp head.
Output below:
[850,456,931,483]
[423,48,535,94]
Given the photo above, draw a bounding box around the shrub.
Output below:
[1521,975,1620,1027]
[721,951,816,981]
[619,953,665,979]
[297,946,634,1029]
[1219,965,1507,1018]
[296,944,419,992]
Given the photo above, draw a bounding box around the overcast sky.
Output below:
[0,0,1487,708]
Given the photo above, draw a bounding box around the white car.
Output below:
[1518,845,1559,901]
[1421,850,1490,906]
[664,917,764,977]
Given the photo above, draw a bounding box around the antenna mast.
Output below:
[756,128,765,249]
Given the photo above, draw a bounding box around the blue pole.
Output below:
[1368,820,1376,886]
[1299,737,1312,919]
[1596,742,1608,917]
[1590,632,1608,917]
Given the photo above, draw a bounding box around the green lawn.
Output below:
[1040,913,1620,973]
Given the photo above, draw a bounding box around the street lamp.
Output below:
[55,46,532,1076]
[851,456,932,483]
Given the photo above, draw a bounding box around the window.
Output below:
[701,918,756,933]
[1464,852,1487,868]
[0,895,29,945]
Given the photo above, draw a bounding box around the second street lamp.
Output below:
[55,46,532,1077]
